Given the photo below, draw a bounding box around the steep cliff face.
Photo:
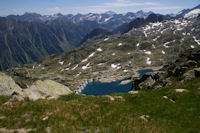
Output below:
[132,48,200,90]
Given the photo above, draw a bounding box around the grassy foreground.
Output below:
[0,78,200,133]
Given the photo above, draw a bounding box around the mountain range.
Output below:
[0,4,199,71]
[0,3,200,132]
[7,10,153,25]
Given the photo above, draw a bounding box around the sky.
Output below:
[0,0,199,16]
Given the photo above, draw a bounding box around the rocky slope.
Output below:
[0,13,165,71]
[132,48,200,90]
[176,4,200,18]
[123,13,164,33]
[4,15,200,92]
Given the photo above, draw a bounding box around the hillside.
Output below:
[0,4,200,132]
[0,55,200,132]
[0,18,102,70]
[5,15,200,91]
[0,11,163,71]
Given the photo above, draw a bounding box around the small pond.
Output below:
[80,69,154,95]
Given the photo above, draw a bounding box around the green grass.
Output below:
[0,78,200,132]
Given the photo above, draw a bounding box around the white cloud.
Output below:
[145,6,183,10]
[105,0,158,7]
[47,7,63,14]
[44,0,182,15]
[78,0,159,13]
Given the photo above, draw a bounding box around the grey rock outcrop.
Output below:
[138,76,155,90]
[132,48,200,90]
[0,72,72,101]
[132,71,168,90]
[182,67,200,81]
[0,72,23,96]
[23,80,73,101]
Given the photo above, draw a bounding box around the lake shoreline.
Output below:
[76,66,162,95]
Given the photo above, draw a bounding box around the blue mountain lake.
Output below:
[80,69,154,95]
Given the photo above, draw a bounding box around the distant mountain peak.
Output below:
[23,12,41,16]
[105,11,116,15]
[136,10,145,14]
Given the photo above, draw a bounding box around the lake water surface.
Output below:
[80,69,154,95]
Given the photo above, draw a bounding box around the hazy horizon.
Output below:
[0,0,199,16]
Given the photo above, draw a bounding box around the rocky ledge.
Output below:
[0,73,72,101]
[132,48,200,90]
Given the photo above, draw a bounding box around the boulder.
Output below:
[0,72,23,96]
[24,80,72,101]
[182,68,200,82]
[172,66,188,76]
[138,76,156,90]
[184,60,197,67]
[132,71,167,90]
[153,85,162,89]
[128,91,139,94]
[182,70,195,81]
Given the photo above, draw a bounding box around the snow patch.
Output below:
[97,48,103,52]
[144,31,147,37]
[136,43,140,47]
[146,57,151,65]
[89,52,95,58]
[104,16,113,22]
[98,63,104,66]
[153,38,157,41]
[82,63,90,70]
[193,36,200,45]
[123,70,128,72]
[191,45,195,48]
[118,43,123,46]
[151,22,162,28]
[65,68,70,71]
[161,50,166,54]
[112,53,116,56]
[144,51,152,55]
[72,65,78,70]
[111,64,118,68]
[176,89,188,93]
[104,38,109,41]
[174,19,181,24]
[81,52,95,63]
[163,41,171,48]
[58,61,64,65]
[111,64,121,69]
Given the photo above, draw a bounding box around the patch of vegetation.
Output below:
[0,78,199,132]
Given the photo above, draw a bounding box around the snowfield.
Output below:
[184,9,200,19]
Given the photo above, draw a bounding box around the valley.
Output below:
[0,3,200,132]
[5,14,200,92]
